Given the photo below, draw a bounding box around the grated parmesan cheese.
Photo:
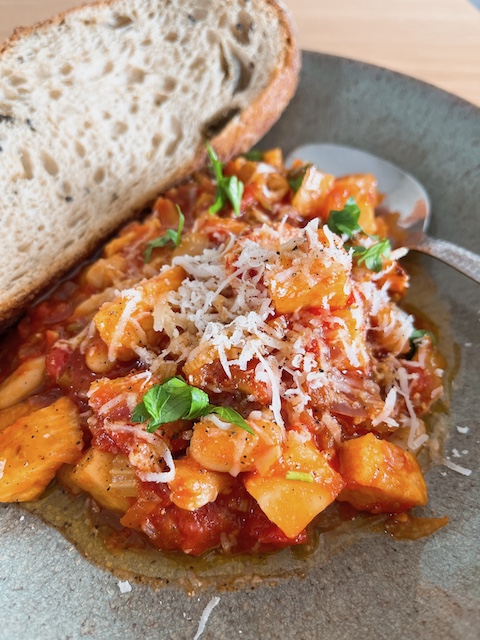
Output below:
[121,217,423,452]
[371,388,398,428]
[393,366,428,451]
[83,195,443,497]
[107,289,143,362]
[193,597,221,640]
[443,458,472,477]
[97,392,139,416]
[117,580,132,594]
[204,414,235,431]
[256,353,284,428]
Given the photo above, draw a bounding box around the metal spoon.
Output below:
[286,143,480,283]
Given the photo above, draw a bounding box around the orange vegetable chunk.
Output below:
[0,400,34,433]
[322,174,378,235]
[244,431,344,538]
[0,397,83,502]
[291,165,335,218]
[338,433,427,513]
[71,449,137,514]
[262,148,283,169]
[267,229,351,314]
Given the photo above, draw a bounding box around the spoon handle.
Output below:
[411,236,480,283]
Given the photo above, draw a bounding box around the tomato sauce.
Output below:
[0,150,448,559]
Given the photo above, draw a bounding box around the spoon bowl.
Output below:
[286,143,480,283]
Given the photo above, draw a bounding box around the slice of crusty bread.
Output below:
[0,0,299,330]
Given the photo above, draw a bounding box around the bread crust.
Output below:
[0,0,299,332]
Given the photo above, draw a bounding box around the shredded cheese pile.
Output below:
[103,214,440,463]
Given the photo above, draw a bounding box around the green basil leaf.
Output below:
[206,142,244,217]
[208,192,224,215]
[351,245,366,256]
[131,402,150,424]
[142,377,192,431]
[145,205,185,262]
[288,164,311,193]
[224,175,244,217]
[208,406,255,435]
[410,328,436,345]
[352,238,391,272]
[206,142,224,184]
[327,197,363,238]
[184,385,211,419]
[131,376,256,436]
[285,470,314,483]
[242,149,264,161]
[144,231,176,261]
[175,205,185,237]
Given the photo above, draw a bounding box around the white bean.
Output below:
[0,356,46,410]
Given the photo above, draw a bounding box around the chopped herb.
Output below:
[406,328,436,359]
[327,197,363,238]
[410,328,436,345]
[288,163,311,193]
[285,470,314,484]
[130,402,150,424]
[207,406,255,434]
[132,376,254,434]
[132,376,205,431]
[328,198,392,272]
[207,142,244,216]
[242,149,264,161]
[144,205,184,262]
[351,238,391,272]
